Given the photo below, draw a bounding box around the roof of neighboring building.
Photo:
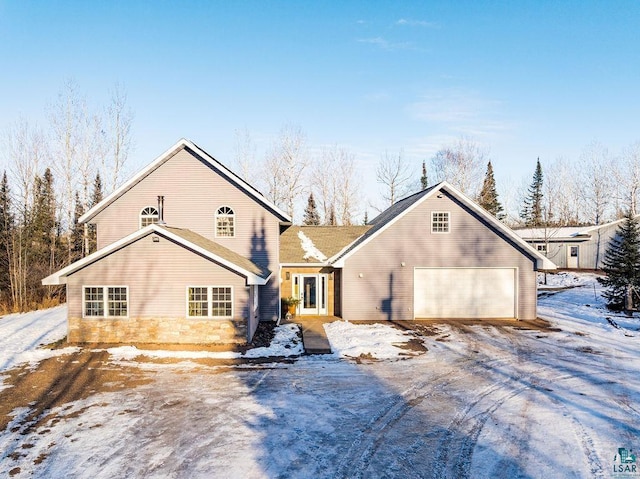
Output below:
[513,226,592,242]
[514,215,639,241]
[79,138,291,224]
[280,225,372,264]
[329,181,556,270]
[42,224,271,286]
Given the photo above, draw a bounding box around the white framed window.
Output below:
[431,211,450,233]
[140,206,159,228]
[215,206,235,237]
[187,286,233,318]
[537,244,547,253]
[83,286,128,318]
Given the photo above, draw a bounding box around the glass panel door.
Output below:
[300,275,318,315]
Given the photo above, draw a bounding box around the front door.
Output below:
[567,245,579,268]
[297,274,328,315]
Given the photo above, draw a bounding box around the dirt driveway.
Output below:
[1,320,638,479]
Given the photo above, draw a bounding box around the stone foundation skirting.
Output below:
[68,316,247,344]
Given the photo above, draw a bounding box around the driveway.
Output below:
[1,279,639,478]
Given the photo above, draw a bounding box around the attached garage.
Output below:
[414,267,517,319]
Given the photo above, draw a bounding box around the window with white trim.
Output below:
[215,206,235,237]
[431,212,450,233]
[537,244,547,253]
[187,286,233,318]
[84,286,128,318]
[140,206,159,228]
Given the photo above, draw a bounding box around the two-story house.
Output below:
[43,139,290,344]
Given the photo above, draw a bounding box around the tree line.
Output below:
[0,80,132,312]
[3,81,640,312]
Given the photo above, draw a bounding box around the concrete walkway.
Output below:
[285,316,338,354]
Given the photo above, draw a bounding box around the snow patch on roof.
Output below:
[298,230,327,262]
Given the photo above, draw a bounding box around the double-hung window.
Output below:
[84,286,128,318]
[431,212,450,233]
[187,286,233,318]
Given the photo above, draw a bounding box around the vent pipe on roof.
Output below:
[157,195,166,225]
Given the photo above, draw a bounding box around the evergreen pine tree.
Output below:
[521,158,544,227]
[478,161,505,219]
[86,172,104,254]
[302,193,320,225]
[598,211,640,310]
[420,160,428,190]
[363,210,369,225]
[91,173,104,207]
[0,172,13,306]
[71,192,85,260]
[328,204,337,226]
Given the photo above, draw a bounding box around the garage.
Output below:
[414,268,517,319]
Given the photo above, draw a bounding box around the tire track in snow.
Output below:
[333,349,528,479]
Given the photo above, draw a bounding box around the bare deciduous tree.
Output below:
[310,145,361,225]
[104,82,133,193]
[233,127,259,186]
[430,136,485,197]
[579,141,613,225]
[263,124,308,221]
[376,149,412,207]
[615,141,640,216]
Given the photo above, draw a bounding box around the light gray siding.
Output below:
[340,190,538,321]
[66,234,252,334]
[90,147,281,320]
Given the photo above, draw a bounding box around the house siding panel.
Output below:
[340,190,538,321]
[90,147,281,320]
[66,234,252,343]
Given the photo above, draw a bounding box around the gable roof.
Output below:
[79,138,291,224]
[42,224,272,286]
[515,215,640,242]
[280,225,372,264]
[330,181,556,270]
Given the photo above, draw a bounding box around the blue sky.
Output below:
[1,0,639,208]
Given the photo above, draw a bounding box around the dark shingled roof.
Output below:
[162,226,271,279]
[280,225,372,264]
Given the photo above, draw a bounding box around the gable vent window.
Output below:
[216,206,235,237]
[140,206,159,228]
[431,212,450,233]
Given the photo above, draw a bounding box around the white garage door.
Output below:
[414,268,516,319]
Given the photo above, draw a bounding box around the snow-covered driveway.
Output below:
[1,274,639,478]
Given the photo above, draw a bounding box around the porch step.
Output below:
[294,318,334,355]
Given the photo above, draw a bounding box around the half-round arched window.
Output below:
[140,206,159,228]
[216,206,235,237]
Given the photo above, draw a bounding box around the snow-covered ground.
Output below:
[1,273,639,478]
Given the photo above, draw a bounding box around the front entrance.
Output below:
[567,245,579,268]
[295,274,328,315]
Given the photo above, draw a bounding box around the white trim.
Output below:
[42,224,270,286]
[82,285,129,319]
[330,182,556,270]
[431,211,451,234]
[80,138,291,224]
[185,285,234,319]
